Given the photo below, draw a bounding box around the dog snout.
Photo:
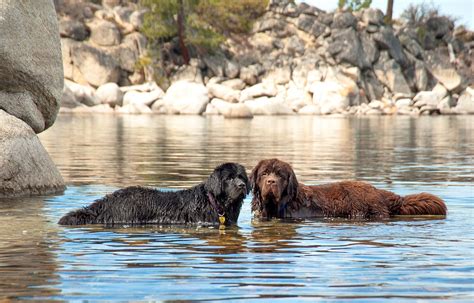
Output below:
[266,177,277,185]
[236,180,246,190]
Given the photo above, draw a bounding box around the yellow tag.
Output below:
[219,216,226,225]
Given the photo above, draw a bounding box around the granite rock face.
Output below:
[0,110,65,198]
[0,0,63,133]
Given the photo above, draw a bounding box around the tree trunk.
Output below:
[177,0,190,65]
[386,0,394,22]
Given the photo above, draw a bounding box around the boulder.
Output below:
[426,16,454,39]
[96,82,124,106]
[59,18,88,41]
[431,67,463,92]
[240,64,262,85]
[164,81,209,114]
[109,32,147,73]
[373,27,409,68]
[332,12,357,29]
[0,110,65,197]
[263,67,292,85]
[60,85,83,108]
[329,28,371,69]
[130,9,147,31]
[374,59,412,95]
[361,8,384,26]
[413,84,448,108]
[88,19,121,46]
[244,97,293,115]
[64,80,100,106]
[120,82,161,93]
[123,89,164,107]
[455,87,474,114]
[70,42,120,87]
[298,104,321,115]
[221,79,246,91]
[309,80,356,114]
[395,98,413,108]
[297,14,326,37]
[0,0,63,133]
[207,83,240,103]
[171,62,203,84]
[115,103,152,114]
[240,82,278,102]
[211,99,253,119]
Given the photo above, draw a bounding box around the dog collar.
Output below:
[207,192,226,226]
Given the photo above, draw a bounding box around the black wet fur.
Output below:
[58,163,250,226]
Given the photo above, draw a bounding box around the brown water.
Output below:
[1,114,473,301]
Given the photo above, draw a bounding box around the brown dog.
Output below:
[250,158,447,220]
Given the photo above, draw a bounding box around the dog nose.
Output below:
[238,182,246,189]
[266,178,276,185]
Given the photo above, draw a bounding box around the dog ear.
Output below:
[250,161,263,199]
[204,169,223,197]
[286,168,299,201]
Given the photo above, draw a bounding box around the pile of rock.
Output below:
[58,0,474,116]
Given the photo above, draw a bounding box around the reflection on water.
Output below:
[0,115,472,301]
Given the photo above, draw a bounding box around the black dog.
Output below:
[58,163,249,226]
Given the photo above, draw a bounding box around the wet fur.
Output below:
[59,163,250,226]
[251,159,447,220]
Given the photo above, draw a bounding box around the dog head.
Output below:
[204,162,250,206]
[250,158,299,218]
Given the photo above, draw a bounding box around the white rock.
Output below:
[120,82,162,93]
[96,82,123,106]
[221,79,246,91]
[368,100,384,109]
[207,83,240,103]
[455,87,474,114]
[64,80,100,106]
[164,81,209,114]
[115,103,152,114]
[240,81,277,102]
[431,67,462,92]
[298,104,321,115]
[244,97,293,115]
[395,98,413,108]
[123,89,164,106]
[309,81,355,114]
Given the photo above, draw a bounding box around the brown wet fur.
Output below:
[250,159,447,220]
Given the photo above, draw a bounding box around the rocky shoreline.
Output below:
[58,0,474,117]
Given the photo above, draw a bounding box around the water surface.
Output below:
[1,115,473,301]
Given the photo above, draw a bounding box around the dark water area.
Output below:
[1,115,473,301]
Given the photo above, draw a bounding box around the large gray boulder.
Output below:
[0,0,63,133]
[0,110,65,198]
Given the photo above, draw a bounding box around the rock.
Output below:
[223,104,253,119]
[89,104,115,113]
[70,42,120,86]
[431,67,463,92]
[413,84,447,108]
[207,83,240,103]
[88,19,121,46]
[361,8,384,25]
[332,12,357,29]
[172,61,203,84]
[399,34,424,59]
[120,82,161,93]
[286,84,312,111]
[395,98,413,108]
[123,89,164,107]
[361,70,384,101]
[240,64,262,85]
[221,79,246,91]
[61,84,82,108]
[368,100,384,109]
[102,0,122,9]
[263,67,292,85]
[298,104,320,115]
[414,60,430,91]
[224,60,240,79]
[373,27,409,68]
[113,6,135,34]
[0,110,65,197]
[374,59,412,95]
[329,28,370,69]
[455,87,474,114]
[297,14,326,37]
[284,35,306,55]
[0,0,63,133]
[360,32,380,64]
[130,9,147,31]
[244,97,293,115]
[309,81,354,114]
[240,82,278,102]
[115,103,152,114]
[64,80,100,106]
[110,32,147,73]
[96,82,124,106]
[59,18,88,41]
[426,16,454,39]
[164,81,209,115]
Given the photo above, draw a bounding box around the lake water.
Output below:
[1,115,473,301]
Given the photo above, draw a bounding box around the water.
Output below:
[1,115,473,301]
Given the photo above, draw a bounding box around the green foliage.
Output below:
[338,0,372,12]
